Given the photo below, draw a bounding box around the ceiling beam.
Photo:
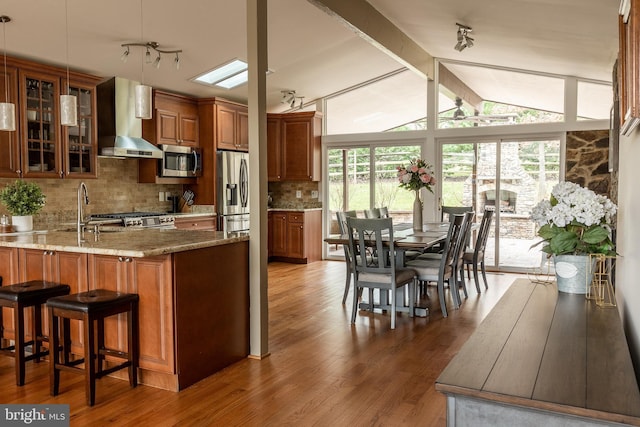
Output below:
[307,0,434,80]
[438,63,483,110]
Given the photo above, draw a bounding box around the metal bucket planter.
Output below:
[553,254,595,294]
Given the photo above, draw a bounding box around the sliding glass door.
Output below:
[441,138,561,271]
[326,143,422,259]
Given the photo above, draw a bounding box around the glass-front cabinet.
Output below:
[64,82,96,177]
[7,61,100,179]
[21,70,61,178]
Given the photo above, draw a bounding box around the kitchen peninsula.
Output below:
[0,229,249,391]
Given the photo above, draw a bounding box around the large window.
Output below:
[326,143,422,257]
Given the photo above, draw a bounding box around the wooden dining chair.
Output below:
[337,210,358,304]
[346,217,417,329]
[405,212,469,317]
[363,208,381,218]
[441,206,473,222]
[463,209,494,293]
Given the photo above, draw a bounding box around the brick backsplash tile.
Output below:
[268,181,321,209]
[0,157,182,227]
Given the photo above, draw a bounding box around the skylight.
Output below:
[192,59,248,89]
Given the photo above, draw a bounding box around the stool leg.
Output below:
[49,307,60,396]
[84,313,96,406]
[96,317,104,375]
[32,304,43,362]
[62,318,71,365]
[14,303,25,386]
[128,302,138,387]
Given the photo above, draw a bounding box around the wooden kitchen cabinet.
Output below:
[0,66,20,177]
[0,55,100,179]
[267,111,322,182]
[20,69,62,178]
[0,247,19,345]
[173,215,216,230]
[63,79,98,178]
[215,100,248,151]
[153,91,199,147]
[270,211,289,257]
[88,254,175,375]
[267,116,282,181]
[17,249,88,354]
[268,211,273,257]
[268,210,322,263]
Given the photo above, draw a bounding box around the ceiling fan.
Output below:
[441,97,517,123]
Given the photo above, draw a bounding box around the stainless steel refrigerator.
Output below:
[217,150,249,233]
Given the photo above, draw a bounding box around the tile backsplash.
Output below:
[0,157,182,227]
[268,181,321,209]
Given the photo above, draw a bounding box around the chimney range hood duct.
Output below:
[97,77,162,159]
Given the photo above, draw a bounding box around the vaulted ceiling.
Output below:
[0,0,619,115]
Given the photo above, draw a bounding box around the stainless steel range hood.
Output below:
[97,77,162,159]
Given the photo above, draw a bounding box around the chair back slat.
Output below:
[454,212,475,268]
[347,217,394,276]
[441,206,473,222]
[475,210,494,255]
[363,208,381,219]
[336,210,357,234]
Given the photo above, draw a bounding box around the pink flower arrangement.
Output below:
[397,158,436,193]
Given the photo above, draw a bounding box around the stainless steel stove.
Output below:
[90,212,175,228]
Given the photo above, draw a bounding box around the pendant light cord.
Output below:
[65,0,70,96]
[140,0,145,86]
[2,18,8,103]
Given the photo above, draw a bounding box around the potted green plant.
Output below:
[531,181,617,293]
[0,180,46,231]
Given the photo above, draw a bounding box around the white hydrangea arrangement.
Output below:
[531,181,617,256]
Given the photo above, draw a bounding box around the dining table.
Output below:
[324,221,452,317]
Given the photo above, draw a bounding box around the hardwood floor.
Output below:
[0,261,526,426]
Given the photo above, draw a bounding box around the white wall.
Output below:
[616,131,640,381]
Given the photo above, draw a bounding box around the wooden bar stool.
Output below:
[0,280,71,386]
[47,289,139,406]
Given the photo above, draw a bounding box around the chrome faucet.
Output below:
[77,182,89,235]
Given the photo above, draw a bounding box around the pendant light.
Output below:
[60,0,77,126]
[135,0,152,119]
[0,15,15,132]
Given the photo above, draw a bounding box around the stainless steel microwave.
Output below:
[159,144,202,178]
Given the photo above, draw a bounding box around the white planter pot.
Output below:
[12,215,33,232]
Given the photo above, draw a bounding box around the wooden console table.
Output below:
[436,279,640,426]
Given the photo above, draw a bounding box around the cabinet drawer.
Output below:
[174,217,216,231]
[287,212,304,223]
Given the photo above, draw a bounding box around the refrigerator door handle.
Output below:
[239,158,248,207]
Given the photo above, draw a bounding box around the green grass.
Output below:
[328,181,466,212]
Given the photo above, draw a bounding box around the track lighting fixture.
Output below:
[281,90,296,105]
[454,23,473,52]
[281,90,305,110]
[121,41,182,71]
[121,46,130,62]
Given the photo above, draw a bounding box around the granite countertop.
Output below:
[0,228,248,257]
